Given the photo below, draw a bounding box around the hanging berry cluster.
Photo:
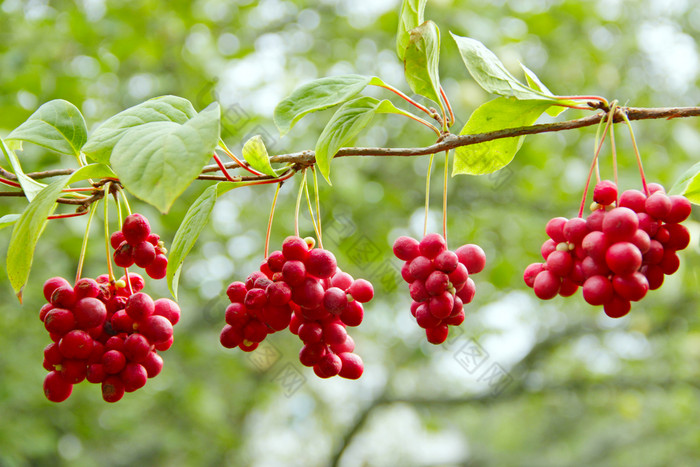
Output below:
[525,180,692,317]
[393,233,486,344]
[220,235,371,379]
[41,272,180,402]
[111,213,168,279]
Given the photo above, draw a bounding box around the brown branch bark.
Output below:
[3,106,700,185]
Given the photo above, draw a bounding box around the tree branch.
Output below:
[3,106,700,187]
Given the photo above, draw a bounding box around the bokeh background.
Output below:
[2,0,700,465]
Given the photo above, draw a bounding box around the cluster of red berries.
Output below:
[220,236,371,379]
[40,272,180,402]
[111,213,168,279]
[393,233,486,344]
[524,181,692,317]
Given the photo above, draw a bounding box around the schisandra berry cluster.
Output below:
[220,236,371,379]
[40,272,180,402]
[524,181,692,317]
[393,233,486,344]
[111,213,168,279]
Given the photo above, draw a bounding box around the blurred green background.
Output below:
[2,0,700,465]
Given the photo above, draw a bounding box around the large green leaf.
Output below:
[315,97,403,183]
[403,21,442,107]
[450,33,553,101]
[396,0,427,60]
[167,181,245,299]
[110,103,220,213]
[6,163,116,298]
[1,138,46,202]
[670,161,700,204]
[242,135,277,177]
[273,75,373,136]
[454,98,551,176]
[6,99,87,156]
[82,95,197,164]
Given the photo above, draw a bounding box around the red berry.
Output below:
[133,241,156,268]
[142,351,164,378]
[666,196,692,223]
[545,217,568,243]
[612,272,649,302]
[338,352,364,379]
[58,330,94,359]
[120,362,148,392]
[139,315,174,345]
[619,189,647,213]
[266,281,293,307]
[323,287,348,315]
[282,236,309,261]
[523,263,545,288]
[43,277,71,302]
[125,292,155,322]
[603,295,631,318]
[102,350,127,374]
[73,297,107,330]
[124,333,151,362]
[419,233,447,259]
[101,376,125,402]
[323,321,347,346]
[533,271,560,300]
[602,207,639,242]
[605,242,642,275]
[282,260,306,287]
[43,371,73,402]
[434,250,459,273]
[408,256,433,280]
[316,353,342,378]
[593,180,617,205]
[220,325,243,348]
[305,249,337,279]
[145,254,168,279]
[153,298,181,325]
[87,363,107,384]
[348,279,374,303]
[545,250,573,277]
[564,217,589,244]
[299,342,327,367]
[582,275,614,306]
[291,278,325,309]
[331,271,354,291]
[44,308,76,336]
[340,301,364,327]
[113,242,135,268]
[73,278,100,299]
[226,282,247,303]
[122,213,151,245]
[425,271,449,295]
[51,286,77,309]
[456,278,476,304]
[428,292,454,319]
[455,244,486,274]
[110,231,126,249]
[426,324,449,344]
[393,236,421,261]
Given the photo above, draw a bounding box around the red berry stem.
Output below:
[608,102,619,200]
[424,154,435,237]
[442,150,449,244]
[578,112,613,218]
[294,169,306,238]
[621,111,650,196]
[440,86,455,127]
[75,203,99,283]
[264,183,282,259]
[104,187,116,283]
[116,185,132,216]
[312,167,322,247]
[303,170,322,248]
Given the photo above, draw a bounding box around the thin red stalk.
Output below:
[440,87,455,127]
[607,104,619,201]
[264,183,281,258]
[402,112,441,135]
[373,83,433,117]
[556,95,609,106]
[219,145,265,176]
[442,150,449,244]
[47,211,89,220]
[578,115,613,218]
[620,112,649,196]
[213,153,242,182]
[0,176,21,188]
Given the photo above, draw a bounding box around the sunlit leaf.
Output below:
[403,21,442,107]
[396,0,427,60]
[242,135,277,178]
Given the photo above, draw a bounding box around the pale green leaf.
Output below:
[396,0,427,60]
[0,214,20,231]
[6,99,87,156]
[520,63,572,117]
[110,103,220,213]
[242,135,277,177]
[454,98,552,176]
[1,138,46,202]
[273,75,373,136]
[82,95,197,163]
[404,21,442,107]
[670,161,700,204]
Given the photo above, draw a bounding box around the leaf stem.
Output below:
[218,141,265,177]
[401,112,442,136]
[74,202,98,283]
[440,86,455,127]
[372,82,434,118]
[0,176,22,188]
[620,111,649,196]
[212,153,242,182]
[47,211,89,220]
[265,183,282,258]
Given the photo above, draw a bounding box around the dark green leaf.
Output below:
[454,98,551,175]
[167,181,245,299]
[1,138,46,202]
[396,0,427,60]
[242,135,277,177]
[6,163,115,298]
[6,99,87,156]
[82,95,197,164]
[110,103,220,213]
[273,75,373,136]
[404,21,442,107]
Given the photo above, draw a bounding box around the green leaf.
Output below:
[110,103,220,213]
[396,0,427,60]
[0,214,20,231]
[242,135,277,177]
[520,64,572,117]
[6,163,115,298]
[450,33,553,101]
[167,181,245,299]
[403,21,442,107]
[82,95,197,164]
[315,97,388,183]
[453,98,552,176]
[1,138,46,202]
[6,99,87,156]
[670,161,700,204]
[273,75,373,136]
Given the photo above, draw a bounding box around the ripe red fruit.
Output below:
[43,371,73,402]
[331,271,354,291]
[291,278,324,309]
[666,196,692,223]
[220,325,243,348]
[125,292,155,322]
[145,254,168,279]
[226,282,247,303]
[73,278,100,299]
[102,350,127,374]
[282,236,309,261]
[73,297,107,330]
[58,330,94,360]
[58,359,87,384]
[619,189,647,213]
[299,342,327,367]
[523,263,545,288]
[142,352,164,378]
[428,292,454,319]
[564,217,589,244]
[305,249,337,279]
[51,286,77,309]
[122,213,151,245]
[113,242,135,268]
[408,256,433,280]
[124,333,151,362]
[603,295,631,318]
[348,279,374,303]
[340,301,364,327]
[605,242,642,275]
[393,236,421,261]
[323,322,348,346]
[139,315,174,345]
[644,192,672,220]
[102,376,125,402]
[121,362,148,392]
[86,364,107,384]
[323,287,348,315]
[419,233,447,259]
[316,353,342,378]
[434,250,459,273]
[602,207,639,242]
[282,260,306,286]
[153,298,181,325]
[44,308,76,336]
[338,352,364,379]
[582,275,614,306]
[426,324,449,344]
[43,277,71,302]
[455,244,486,274]
[425,271,449,295]
[545,217,568,243]
[133,241,156,268]
[612,272,649,302]
[415,304,441,329]
[593,180,617,205]
[110,231,125,249]
[533,271,561,300]
[266,281,293,307]
[545,250,574,277]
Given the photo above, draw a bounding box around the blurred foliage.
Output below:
[2,0,700,466]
